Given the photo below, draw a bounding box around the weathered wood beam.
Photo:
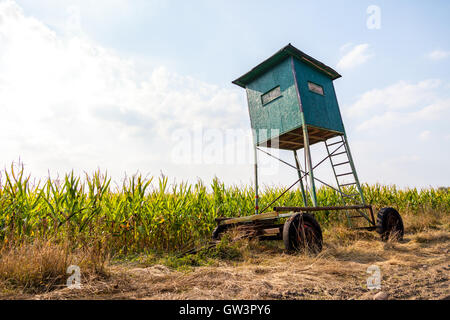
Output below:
[218,211,280,225]
[274,205,372,212]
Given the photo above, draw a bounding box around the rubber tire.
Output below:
[283,213,323,254]
[376,207,404,241]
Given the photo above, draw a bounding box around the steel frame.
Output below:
[252,138,375,228]
[231,55,375,233]
[243,56,375,228]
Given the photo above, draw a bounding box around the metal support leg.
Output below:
[254,143,259,215]
[291,56,317,207]
[293,150,308,206]
[302,124,318,206]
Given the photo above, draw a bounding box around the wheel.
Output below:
[376,207,404,241]
[283,213,323,254]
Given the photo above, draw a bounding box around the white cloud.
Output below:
[336,43,374,70]
[381,155,420,167]
[1,0,448,189]
[339,42,353,53]
[345,82,450,187]
[428,50,450,61]
[355,98,450,131]
[345,80,450,155]
[346,79,442,117]
[419,130,431,141]
[0,1,248,181]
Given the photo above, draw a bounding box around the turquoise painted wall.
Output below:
[245,57,301,145]
[294,59,344,133]
[245,57,344,146]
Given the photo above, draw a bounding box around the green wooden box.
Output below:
[233,44,345,150]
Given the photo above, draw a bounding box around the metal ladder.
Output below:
[324,135,367,228]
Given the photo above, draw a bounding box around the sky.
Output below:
[0,0,449,189]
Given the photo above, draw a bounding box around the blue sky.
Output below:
[15,0,450,87]
[1,0,449,188]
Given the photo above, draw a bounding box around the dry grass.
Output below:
[29,227,448,300]
[402,208,449,233]
[1,209,448,300]
[0,239,109,295]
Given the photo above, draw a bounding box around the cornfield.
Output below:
[0,164,448,254]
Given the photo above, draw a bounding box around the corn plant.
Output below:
[0,164,448,254]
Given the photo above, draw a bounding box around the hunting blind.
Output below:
[210,44,405,253]
[232,43,344,150]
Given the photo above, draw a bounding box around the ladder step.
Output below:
[349,215,365,219]
[333,161,350,167]
[326,141,344,147]
[340,182,357,187]
[331,151,347,157]
[336,172,353,177]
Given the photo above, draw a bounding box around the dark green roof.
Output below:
[232,43,341,88]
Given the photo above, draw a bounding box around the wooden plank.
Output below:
[274,205,372,212]
[257,126,342,151]
[285,131,303,138]
[280,140,303,146]
[283,134,301,142]
[261,227,281,235]
[218,211,280,226]
[309,136,326,142]
[306,129,329,141]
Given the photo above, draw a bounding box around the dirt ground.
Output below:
[20,227,449,300]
